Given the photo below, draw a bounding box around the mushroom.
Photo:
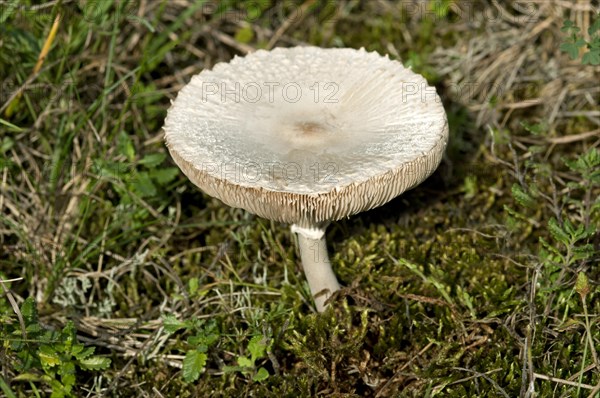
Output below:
[164,47,448,312]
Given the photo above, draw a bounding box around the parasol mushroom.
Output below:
[164,46,448,312]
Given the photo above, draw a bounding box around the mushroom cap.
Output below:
[164,47,448,229]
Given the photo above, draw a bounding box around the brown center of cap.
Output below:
[294,121,325,136]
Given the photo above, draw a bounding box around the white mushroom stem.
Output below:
[291,224,340,312]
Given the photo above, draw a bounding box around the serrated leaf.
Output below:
[70,344,84,358]
[38,345,60,367]
[162,314,187,333]
[539,237,563,258]
[253,367,269,382]
[78,356,111,370]
[548,218,570,245]
[73,346,95,360]
[572,244,594,261]
[511,184,535,209]
[182,350,207,383]
[563,218,576,237]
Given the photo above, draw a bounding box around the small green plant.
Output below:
[95,131,180,202]
[1,296,110,398]
[162,315,220,383]
[223,335,272,382]
[509,147,599,273]
[163,314,272,383]
[560,14,600,65]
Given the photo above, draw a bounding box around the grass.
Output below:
[1,0,599,397]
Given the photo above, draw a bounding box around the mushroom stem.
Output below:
[292,225,340,312]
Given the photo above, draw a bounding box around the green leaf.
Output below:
[253,367,269,382]
[73,346,95,360]
[138,152,166,168]
[131,171,157,197]
[117,131,136,162]
[189,277,199,295]
[237,356,253,368]
[188,331,219,351]
[187,320,219,350]
[49,381,67,398]
[511,184,536,209]
[182,350,207,383]
[565,148,600,173]
[0,118,24,132]
[539,237,563,259]
[13,373,43,382]
[248,335,268,362]
[561,19,578,33]
[548,218,570,245]
[235,26,254,44]
[59,361,76,389]
[162,314,187,333]
[150,168,179,185]
[572,244,594,261]
[20,297,38,325]
[582,49,600,65]
[94,160,132,182]
[560,42,580,60]
[60,322,76,350]
[520,121,545,135]
[38,345,61,367]
[0,137,15,154]
[78,356,111,370]
[562,218,576,237]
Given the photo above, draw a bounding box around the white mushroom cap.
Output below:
[164,47,448,229]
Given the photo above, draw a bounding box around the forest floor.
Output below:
[1,1,599,397]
